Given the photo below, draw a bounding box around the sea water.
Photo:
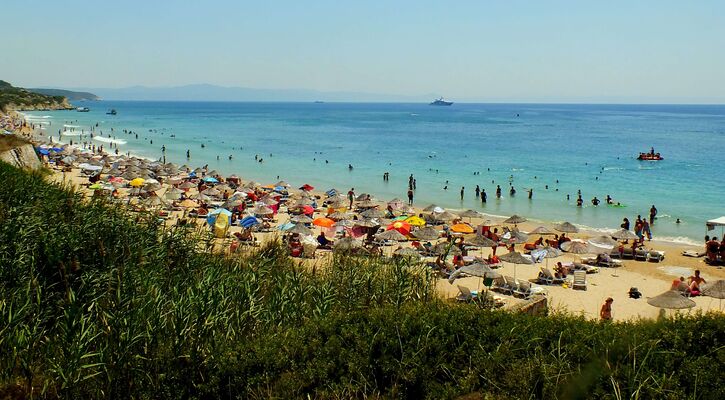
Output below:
[24,102,725,244]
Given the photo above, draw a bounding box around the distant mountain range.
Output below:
[68,84,437,103]
[28,88,99,101]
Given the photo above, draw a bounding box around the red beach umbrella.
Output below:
[387,220,411,236]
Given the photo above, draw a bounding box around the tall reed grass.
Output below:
[0,161,723,399]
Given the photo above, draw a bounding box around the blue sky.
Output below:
[4,0,725,102]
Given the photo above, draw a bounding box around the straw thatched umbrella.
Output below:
[468,235,497,247]
[422,204,439,212]
[433,242,461,256]
[333,237,363,253]
[647,290,696,309]
[353,219,379,228]
[356,200,378,209]
[291,215,313,224]
[554,222,579,233]
[259,196,278,206]
[432,210,458,222]
[448,262,500,285]
[702,280,725,299]
[288,224,314,236]
[412,227,440,241]
[393,247,422,258]
[329,211,353,220]
[458,209,484,219]
[611,228,639,241]
[587,235,618,249]
[499,251,533,281]
[361,208,386,219]
[375,229,407,241]
[503,215,527,225]
[502,230,528,243]
[529,226,556,235]
[560,240,605,255]
[334,219,355,228]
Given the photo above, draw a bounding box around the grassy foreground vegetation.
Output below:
[0,161,723,399]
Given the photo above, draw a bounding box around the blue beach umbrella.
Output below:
[207,208,232,226]
[37,148,50,155]
[240,216,260,228]
[277,222,295,231]
[203,176,219,183]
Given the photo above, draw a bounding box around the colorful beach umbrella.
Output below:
[129,178,145,187]
[313,217,335,228]
[405,215,426,226]
[202,176,219,183]
[450,223,474,234]
[387,220,411,235]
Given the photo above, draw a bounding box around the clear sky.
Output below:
[3,0,725,102]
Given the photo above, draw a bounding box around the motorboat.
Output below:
[430,97,453,106]
[76,107,90,112]
[106,109,117,115]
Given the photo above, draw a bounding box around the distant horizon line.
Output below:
[71,99,725,106]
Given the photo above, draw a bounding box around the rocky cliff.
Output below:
[0,80,74,112]
[0,136,41,170]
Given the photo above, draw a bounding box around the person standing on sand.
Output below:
[347,188,355,209]
[407,189,414,205]
[600,297,613,321]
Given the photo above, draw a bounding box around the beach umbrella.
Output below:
[277,222,295,231]
[313,217,335,228]
[433,242,461,256]
[329,211,353,220]
[354,219,379,228]
[334,219,355,228]
[192,193,212,201]
[361,208,386,219]
[432,211,458,222]
[291,215,313,224]
[457,209,484,219]
[468,235,497,247]
[202,188,221,196]
[144,196,168,208]
[239,216,260,228]
[179,199,198,208]
[209,208,232,216]
[222,198,245,208]
[554,221,579,233]
[405,215,426,227]
[702,280,725,299]
[207,170,220,177]
[387,198,405,210]
[561,240,593,254]
[529,226,556,235]
[501,230,529,244]
[355,193,372,201]
[179,182,196,189]
[288,223,314,236]
[422,204,439,212]
[259,196,278,206]
[539,246,563,258]
[394,247,422,258]
[275,180,291,188]
[252,205,274,215]
[333,237,363,253]
[647,290,696,309]
[356,200,378,209]
[448,262,501,285]
[450,223,475,234]
[144,183,162,192]
[611,228,639,241]
[387,220,412,235]
[375,229,408,241]
[499,251,533,281]
[129,178,145,187]
[503,215,527,225]
[587,235,618,249]
[412,226,440,241]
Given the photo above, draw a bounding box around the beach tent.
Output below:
[707,217,725,237]
[207,208,232,226]
[213,213,230,238]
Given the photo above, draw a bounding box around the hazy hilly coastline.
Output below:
[70,84,439,102]
[29,88,100,101]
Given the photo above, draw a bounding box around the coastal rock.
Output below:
[0,141,41,170]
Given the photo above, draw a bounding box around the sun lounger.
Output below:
[537,267,565,285]
[513,280,533,299]
[572,262,599,274]
[609,248,622,259]
[572,270,587,290]
[456,285,477,302]
[621,247,634,259]
[647,250,665,262]
[597,258,622,268]
[634,248,648,261]
[492,276,513,295]
[682,250,705,258]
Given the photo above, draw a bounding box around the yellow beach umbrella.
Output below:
[405,215,426,227]
[129,178,146,187]
[450,223,475,234]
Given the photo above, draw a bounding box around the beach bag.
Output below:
[628,287,642,299]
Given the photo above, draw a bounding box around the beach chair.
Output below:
[456,285,477,302]
[634,248,648,261]
[572,262,599,274]
[572,270,587,290]
[538,267,565,285]
[621,247,634,259]
[514,280,533,299]
[597,256,622,268]
[491,276,512,295]
[647,250,665,262]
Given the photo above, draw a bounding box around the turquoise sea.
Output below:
[23,102,725,244]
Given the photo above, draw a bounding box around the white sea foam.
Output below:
[93,136,127,145]
[62,132,82,137]
[63,124,81,128]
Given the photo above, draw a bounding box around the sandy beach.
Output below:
[29,125,723,322]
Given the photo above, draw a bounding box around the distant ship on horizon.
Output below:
[430,97,453,106]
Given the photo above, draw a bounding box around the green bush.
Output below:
[0,161,723,399]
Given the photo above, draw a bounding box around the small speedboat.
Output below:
[76,107,90,112]
[106,109,117,115]
[637,152,663,161]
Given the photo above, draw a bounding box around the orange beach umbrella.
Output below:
[450,223,475,234]
[387,220,411,236]
[313,217,335,228]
